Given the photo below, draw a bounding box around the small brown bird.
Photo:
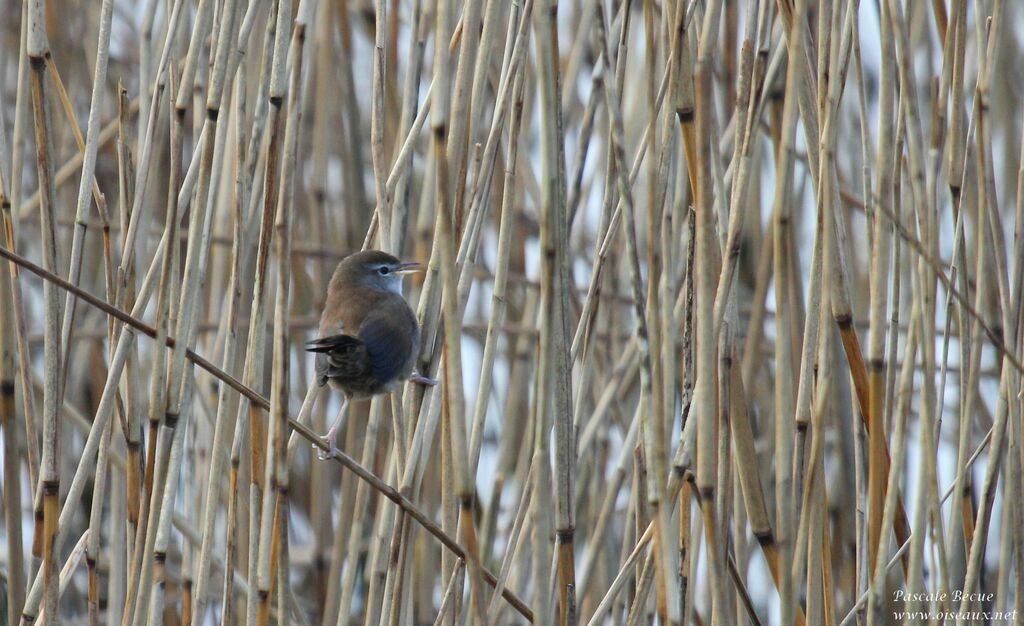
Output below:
[306,250,436,458]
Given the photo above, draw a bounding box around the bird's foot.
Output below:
[314,427,340,460]
[410,371,438,387]
[316,441,338,460]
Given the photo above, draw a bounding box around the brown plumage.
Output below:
[306,250,435,458]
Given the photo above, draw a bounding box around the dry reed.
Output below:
[1,1,1023,625]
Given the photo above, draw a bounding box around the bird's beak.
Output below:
[394,261,423,275]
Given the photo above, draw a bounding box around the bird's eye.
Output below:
[378,266,391,275]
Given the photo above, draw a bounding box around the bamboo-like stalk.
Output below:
[257,3,308,623]
[370,0,390,244]
[692,1,725,623]
[0,179,25,626]
[1,185,39,494]
[768,0,804,621]
[243,1,289,622]
[431,0,491,621]
[332,402,385,625]
[425,3,459,624]
[122,70,180,626]
[55,0,114,397]
[865,0,896,585]
[83,401,109,626]
[956,4,1014,621]
[25,0,63,620]
[642,25,668,618]
[533,1,576,623]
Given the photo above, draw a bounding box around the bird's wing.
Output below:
[305,334,369,387]
[357,307,415,385]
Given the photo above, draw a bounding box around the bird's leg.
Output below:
[409,370,438,386]
[316,396,350,460]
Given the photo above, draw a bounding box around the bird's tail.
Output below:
[305,334,361,353]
